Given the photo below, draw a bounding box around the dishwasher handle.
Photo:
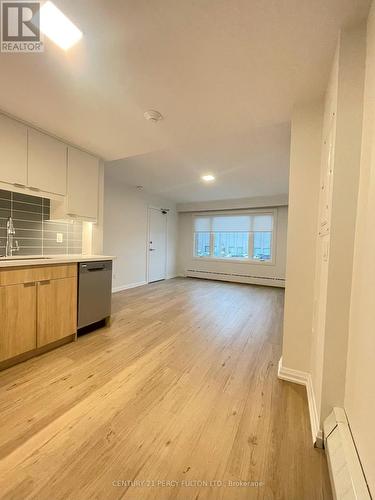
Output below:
[79,261,112,274]
[87,265,105,272]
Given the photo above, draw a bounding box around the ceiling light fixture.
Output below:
[144,110,163,122]
[201,174,215,182]
[40,1,83,50]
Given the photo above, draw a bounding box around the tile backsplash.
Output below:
[0,189,82,256]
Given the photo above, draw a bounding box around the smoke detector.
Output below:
[144,110,163,122]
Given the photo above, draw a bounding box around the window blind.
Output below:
[194,213,273,232]
[194,217,211,232]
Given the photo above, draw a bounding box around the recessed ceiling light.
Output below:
[40,1,83,50]
[201,174,215,182]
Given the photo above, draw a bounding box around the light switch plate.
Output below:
[56,233,63,243]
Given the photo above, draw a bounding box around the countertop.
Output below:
[0,255,115,268]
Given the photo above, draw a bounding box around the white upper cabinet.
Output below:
[66,147,99,220]
[28,129,67,196]
[0,114,27,186]
[0,113,99,221]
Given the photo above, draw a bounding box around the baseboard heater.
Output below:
[186,269,285,287]
[324,408,371,500]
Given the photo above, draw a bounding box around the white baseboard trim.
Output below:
[112,281,147,293]
[277,357,309,385]
[112,276,179,293]
[306,373,323,448]
[278,357,323,447]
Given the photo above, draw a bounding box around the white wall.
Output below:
[177,194,288,213]
[281,21,367,444]
[309,48,339,430]
[103,175,178,291]
[318,23,366,422]
[344,3,375,493]
[279,14,374,493]
[177,204,288,287]
[282,101,323,373]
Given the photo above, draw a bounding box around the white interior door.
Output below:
[148,208,167,283]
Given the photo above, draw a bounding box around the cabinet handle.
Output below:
[29,186,41,192]
[39,280,51,285]
[24,282,36,287]
[13,183,26,189]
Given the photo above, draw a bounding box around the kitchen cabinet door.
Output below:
[0,283,37,361]
[67,147,99,219]
[37,277,77,347]
[28,129,67,195]
[0,114,28,187]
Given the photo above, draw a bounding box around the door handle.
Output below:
[149,248,156,251]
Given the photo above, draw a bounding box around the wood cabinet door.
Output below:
[28,129,67,195]
[0,114,28,186]
[37,277,77,348]
[67,147,99,219]
[0,283,36,361]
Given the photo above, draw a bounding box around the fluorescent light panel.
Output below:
[40,1,82,50]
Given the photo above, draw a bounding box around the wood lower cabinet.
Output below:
[0,264,77,368]
[37,277,77,348]
[0,282,37,362]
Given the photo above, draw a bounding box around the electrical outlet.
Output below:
[56,233,63,243]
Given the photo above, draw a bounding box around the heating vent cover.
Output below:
[324,408,370,500]
[186,269,285,287]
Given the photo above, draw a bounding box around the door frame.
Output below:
[146,206,168,284]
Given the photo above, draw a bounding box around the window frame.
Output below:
[192,208,277,266]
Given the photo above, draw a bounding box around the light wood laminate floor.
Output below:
[0,278,332,500]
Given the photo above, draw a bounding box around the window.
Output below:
[195,231,211,257]
[253,231,272,260]
[193,212,274,263]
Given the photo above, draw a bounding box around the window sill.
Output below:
[192,256,275,266]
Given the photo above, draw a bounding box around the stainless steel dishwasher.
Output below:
[78,261,113,329]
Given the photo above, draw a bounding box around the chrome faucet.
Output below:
[5,217,19,257]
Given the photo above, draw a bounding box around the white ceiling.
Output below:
[106,122,291,203]
[0,0,370,202]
